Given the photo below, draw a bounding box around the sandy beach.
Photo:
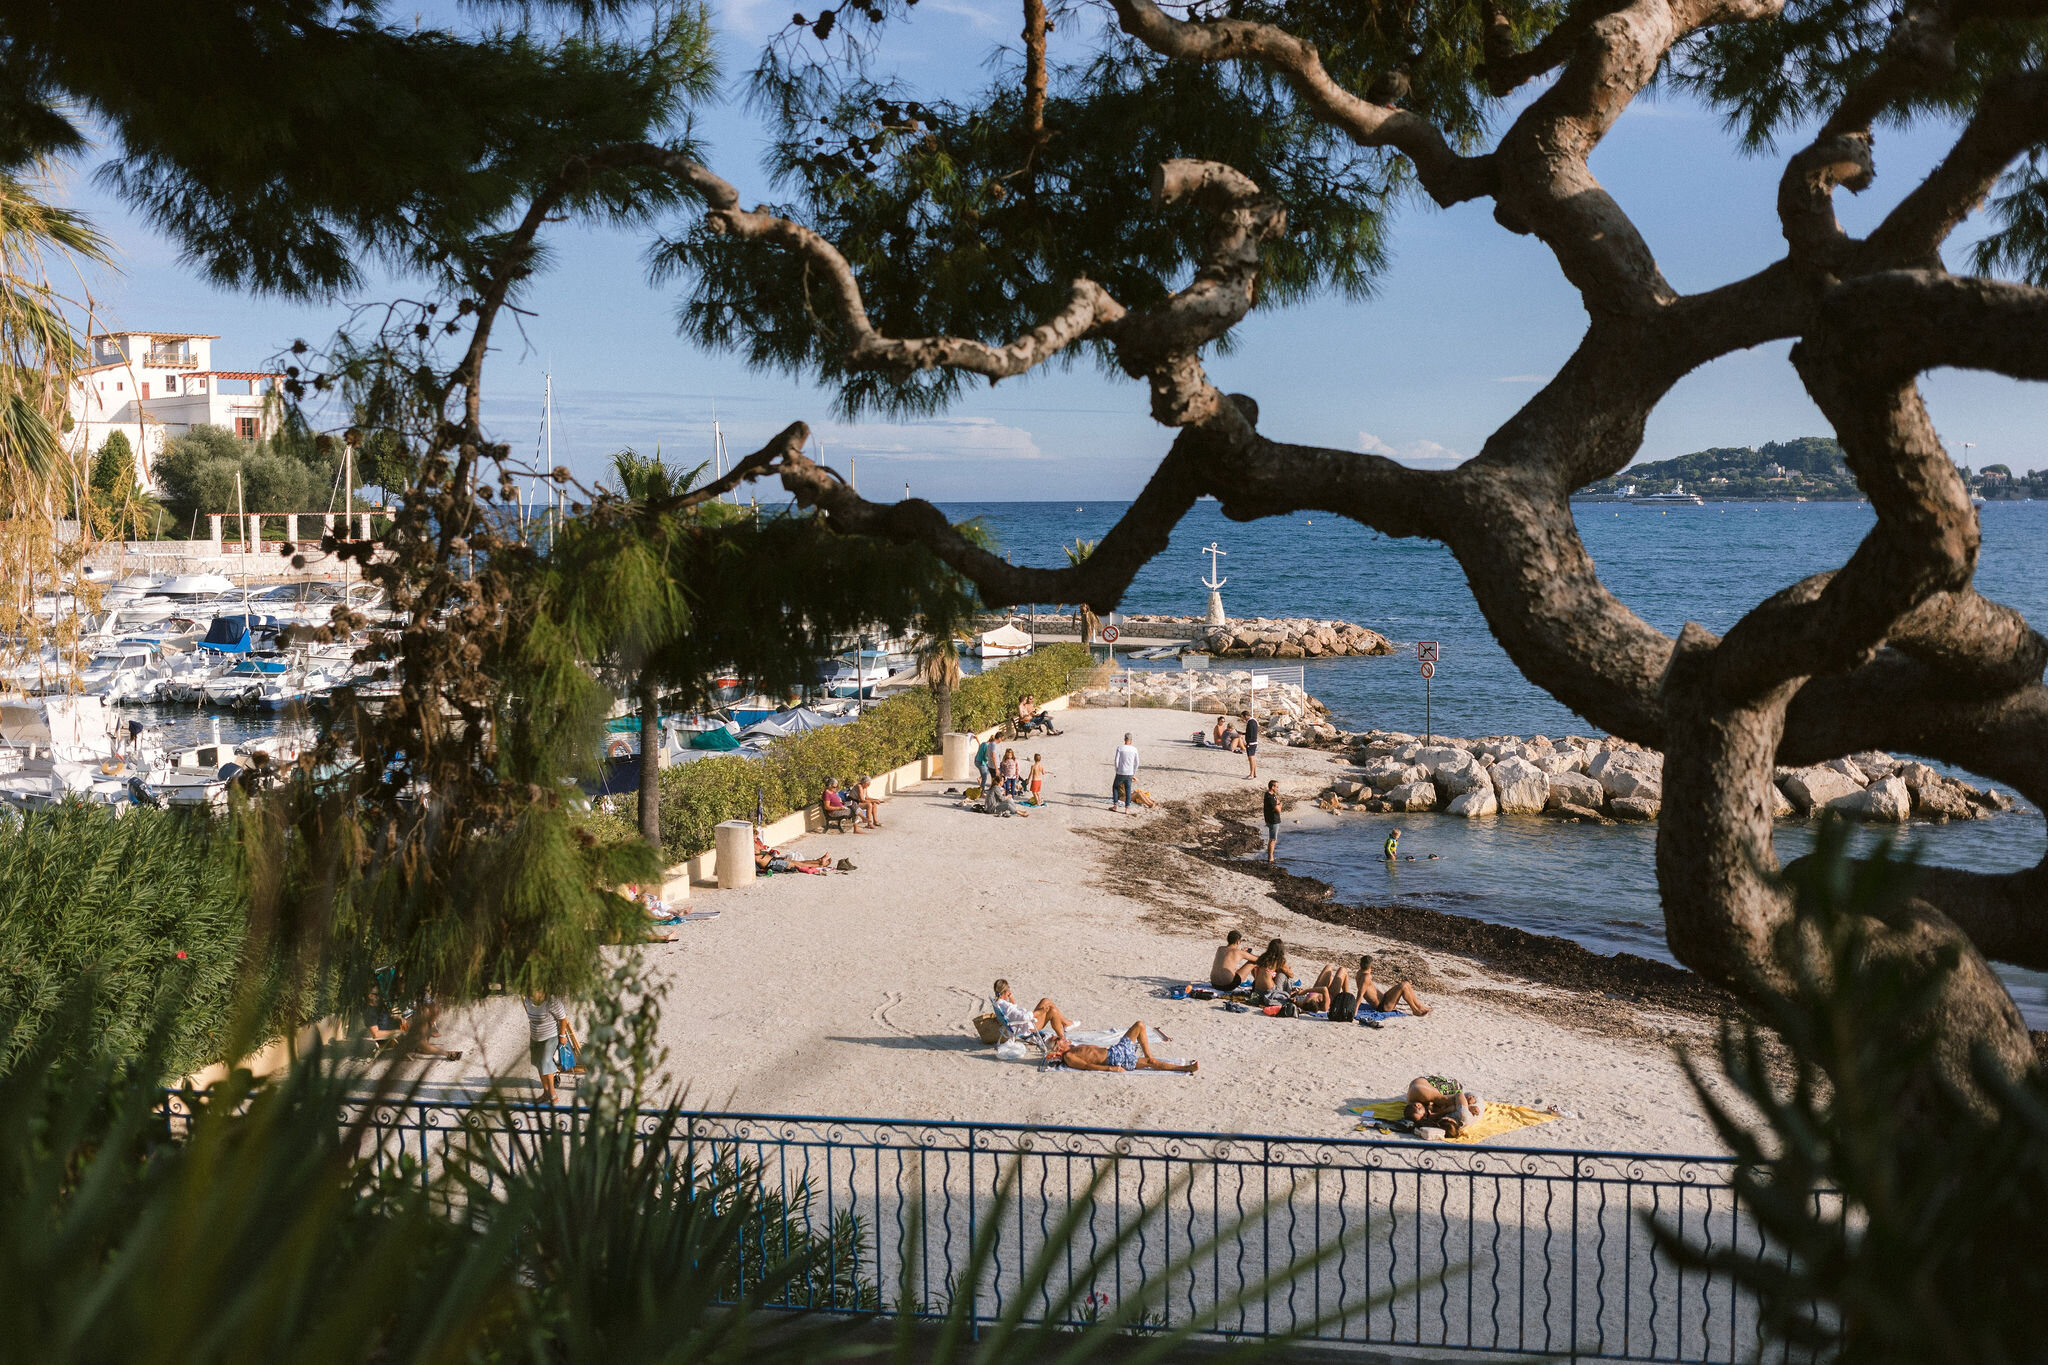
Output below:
[438,705,1742,1154]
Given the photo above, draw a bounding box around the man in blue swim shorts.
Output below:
[1049,1021,1198,1074]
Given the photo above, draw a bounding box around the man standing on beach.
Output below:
[1242,710,1260,779]
[1263,779,1282,862]
[975,736,996,796]
[1111,732,1139,812]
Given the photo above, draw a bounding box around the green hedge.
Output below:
[0,805,287,1079]
[648,643,1090,861]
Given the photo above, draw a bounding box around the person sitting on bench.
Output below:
[821,779,859,832]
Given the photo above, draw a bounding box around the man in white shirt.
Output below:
[1111,733,1139,811]
[991,979,1073,1045]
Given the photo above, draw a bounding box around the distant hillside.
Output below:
[1582,438,1861,500]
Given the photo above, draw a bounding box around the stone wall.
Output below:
[1202,617,1394,658]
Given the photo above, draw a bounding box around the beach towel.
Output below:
[1299,1008,1406,1024]
[1347,1100,1560,1144]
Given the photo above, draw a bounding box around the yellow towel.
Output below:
[1348,1100,1560,1145]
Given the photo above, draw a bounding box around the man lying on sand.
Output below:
[1210,930,1256,990]
[991,979,1073,1045]
[1407,1075,1485,1137]
[1048,1022,1197,1074]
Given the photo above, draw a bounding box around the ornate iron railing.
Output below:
[290,1099,1783,1362]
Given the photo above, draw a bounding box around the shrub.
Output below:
[0,804,295,1079]
[650,644,1089,860]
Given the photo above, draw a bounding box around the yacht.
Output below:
[1628,481,1706,506]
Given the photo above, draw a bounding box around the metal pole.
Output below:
[1425,674,1432,744]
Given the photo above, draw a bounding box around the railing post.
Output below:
[1571,1153,1582,1362]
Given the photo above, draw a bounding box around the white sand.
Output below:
[439,704,1735,1154]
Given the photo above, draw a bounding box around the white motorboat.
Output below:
[148,573,237,600]
[0,696,169,810]
[200,657,293,707]
[967,623,1034,659]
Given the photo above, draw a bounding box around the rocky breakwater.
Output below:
[1072,671,1348,746]
[1202,617,1395,659]
[1317,731,2014,825]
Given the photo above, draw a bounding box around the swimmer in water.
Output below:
[1383,828,1401,860]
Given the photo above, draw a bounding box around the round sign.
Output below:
[1420,661,1436,679]
[1100,625,1120,643]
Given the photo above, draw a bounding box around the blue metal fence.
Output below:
[319,1099,1779,1361]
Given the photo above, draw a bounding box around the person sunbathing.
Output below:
[1048,1022,1197,1074]
[991,979,1072,1045]
[1406,1075,1485,1137]
[1210,929,1256,990]
[1017,695,1057,735]
[1292,962,1351,1012]
[855,774,884,828]
[1249,938,1295,999]
[755,848,832,875]
[1356,955,1431,1015]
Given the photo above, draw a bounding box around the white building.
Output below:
[67,330,282,487]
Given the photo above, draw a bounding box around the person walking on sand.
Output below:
[524,991,576,1105]
[1028,753,1048,805]
[1048,1022,1197,1074]
[1242,709,1261,778]
[1262,779,1282,862]
[1111,732,1139,812]
[1210,929,1256,990]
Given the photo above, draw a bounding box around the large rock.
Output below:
[1822,756,1871,786]
[1831,774,1909,823]
[1609,796,1661,822]
[1383,780,1439,812]
[1545,802,1612,824]
[1588,749,1664,801]
[1545,771,1607,811]
[1446,784,1499,817]
[1769,783,1795,818]
[1424,749,1490,797]
[1911,781,1982,820]
[1536,750,1589,776]
[1895,761,1942,790]
[1360,756,1426,791]
[1489,756,1551,814]
[1780,766,1864,814]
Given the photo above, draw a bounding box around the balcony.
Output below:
[145,348,198,368]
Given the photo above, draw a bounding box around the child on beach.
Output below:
[1000,748,1023,797]
[1028,754,1047,805]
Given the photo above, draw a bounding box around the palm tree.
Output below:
[1063,537,1099,647]
[914,631,963,749]
[0,168,112,679]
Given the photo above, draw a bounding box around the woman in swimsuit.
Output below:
[1250,938,1295,1000]
[1406,1075,1486,1137]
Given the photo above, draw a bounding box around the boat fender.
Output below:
[606,736,634,760]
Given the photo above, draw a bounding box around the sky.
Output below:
[54,0,2048,500]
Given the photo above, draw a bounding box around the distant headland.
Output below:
[1575,437,2045,502]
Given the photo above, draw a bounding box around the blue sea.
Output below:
[948,499,2048,1025]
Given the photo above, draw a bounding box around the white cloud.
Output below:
[1357,431,1467,469]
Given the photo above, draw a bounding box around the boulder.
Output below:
[1545,771,1607,811]
[1911,782,1981,820]
[1588,749,1664,801]
[1360,757,1425,791]
[1383,780,1439,812]
[1425,750,1490,797]
[1831,774,1909,823]
[1769,783,1795,819]
[1489,756,1551,814]
[1848,750,1898,776]
[1895,761,1942,789]
[1446,784,1499,817]
[1821,756,1870,786]
[1609,796,1661,821]
[1545,802,1613,824]
[1331,779,1364,799]
[1780,766,1864,814]
[1536,750,1587,776]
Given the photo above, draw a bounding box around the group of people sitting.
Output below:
[821,775,884,830]
[1209,931,1431,1020]
[972,738,1042,817]
[989,979,1197,1074]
